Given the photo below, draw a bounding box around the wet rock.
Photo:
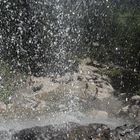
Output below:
[11,123,140,140]
[81,57,92,65]
[0,61,119,120]
[111,124,140,140]
[0,130,10,140]
[0,102,6,113]
[134,125,140,133]
[131,95,140,105]
[12,123,111,140]
[77,75,83,81]
[92,60,105,68]
[54,72,73,84]
[118,93,127,100]
[119,104,140,123]
[85,75,93,81]
[68,124,110,140]
[12,124,68,140]
[0,60,129,125]
[128,105,140,120]
[119,105,129,116]
[32,84,43,92]
[101,75,110,83]
[35,100,46,111]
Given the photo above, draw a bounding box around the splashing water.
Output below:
[0,0,136,139]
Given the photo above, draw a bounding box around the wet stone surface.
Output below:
[0,61,119,120]
[10,123,140,140]
[0,60,139,140]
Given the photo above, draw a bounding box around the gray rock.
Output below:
[131,95,140,105]
[12,123,111,140]
[11,123,140,140]
[119,93,127,100]
[32,84,43,92]
[119,105,129,116]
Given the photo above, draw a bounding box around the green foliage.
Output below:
[105,68,122,78]
[114,9,140,70]
[88,2,140,72]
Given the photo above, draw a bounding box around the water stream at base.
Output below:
[0,111,128,131]
[0,111,130,140]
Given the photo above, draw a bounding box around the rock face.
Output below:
[0,59,139,140]
[1,59,123,121]
[11,123,140,140]
[118,95,140,123]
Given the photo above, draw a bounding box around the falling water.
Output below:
[44,0,87,75]
[0,0,137,139]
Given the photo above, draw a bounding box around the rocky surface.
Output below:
[0,59,139,140]
[0,123,136,140]
[0,59,122,119]
[118,95,140,123]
